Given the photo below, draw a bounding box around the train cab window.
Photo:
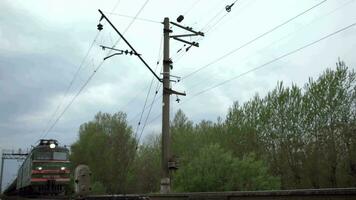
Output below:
[53,152,68,160]
[35,152,52,160]
[34,151,68,160]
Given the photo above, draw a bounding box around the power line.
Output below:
[183,0,203,16]
[133,35,163,140]
[104,12,161,24]
[41,32,101,138]
[111,0,150,49]
[124,34,163,117]
[43,0,151,137]
[112,0,121,13]
[180,0,328,81]
[171,0,244,64]
[137,80,161,144]
[41,0,125,139]
[185,0,356,93]
[183,22,356,104]
[133,63,160,140]
[142,21,356,127]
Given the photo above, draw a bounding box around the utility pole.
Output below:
[160,17,204,193]
[96,11,203,193]
[161,17,171,193]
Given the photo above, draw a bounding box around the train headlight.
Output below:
[49,143,56,149]
[37,166,42,170]
[60,167,66,171]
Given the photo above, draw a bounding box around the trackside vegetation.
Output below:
[71,60,356,193]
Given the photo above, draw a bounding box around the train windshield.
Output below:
[53,152,68,160]
[35,151,68,160]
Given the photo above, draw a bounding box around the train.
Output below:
[3,139,71,196]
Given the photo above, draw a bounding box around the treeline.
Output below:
[70,60,356,193]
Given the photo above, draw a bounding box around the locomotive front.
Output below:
[17,139,71,195]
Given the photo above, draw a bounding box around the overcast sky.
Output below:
[1,0,356,188]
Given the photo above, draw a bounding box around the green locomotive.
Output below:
[15,139,71,195]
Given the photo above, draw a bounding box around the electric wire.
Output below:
[180,0,328,81]
[185,0,356,92]
[183,0,203,16]
[133,35,163,142]
[128,34,162,124]
[171,0,244,64]
[170,0,230,61]
[41,32,101,138]
[43,0,151,137]
[137,80,161,144]
[112,0,121,13]
[133,65,159,140]
[183,22,356,104]
[41,0,125,139]
[105,12,161,24]
[142,21,356,127]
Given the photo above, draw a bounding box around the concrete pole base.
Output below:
[160,177,170,193]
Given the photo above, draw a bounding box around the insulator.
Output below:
[97,23,103,31]
[225,5,232,12]
[186,46,192,52]
[177,15,184,23]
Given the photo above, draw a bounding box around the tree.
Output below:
[173,144,280,192]
[71,111,136,194]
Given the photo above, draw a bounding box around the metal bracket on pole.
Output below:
[169,21,204,53]
[171,37,199,47]
[100,45,142,60]
[170,22,204,36]
[164,87,186,96]
[97,9,162,82]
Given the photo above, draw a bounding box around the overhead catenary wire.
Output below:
[180,0,328,81]
[183,22,356,104]
[40,0,125,139]
[41,32,101,138]
[143,21,356,127]
[171,0,244,64]
[104,12,161,24]
[137,80,161,144]
[42,0,151,137]
[133,35,163,142]
[183,0,203,17]
[186,0,356,92]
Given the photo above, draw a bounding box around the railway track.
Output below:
[89,188,356,200]
[2,188,356,200]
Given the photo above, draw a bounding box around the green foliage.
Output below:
[71,60,356,192]
[173,144,279,192]
[71,112,136,194]
[91,181,107,195]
